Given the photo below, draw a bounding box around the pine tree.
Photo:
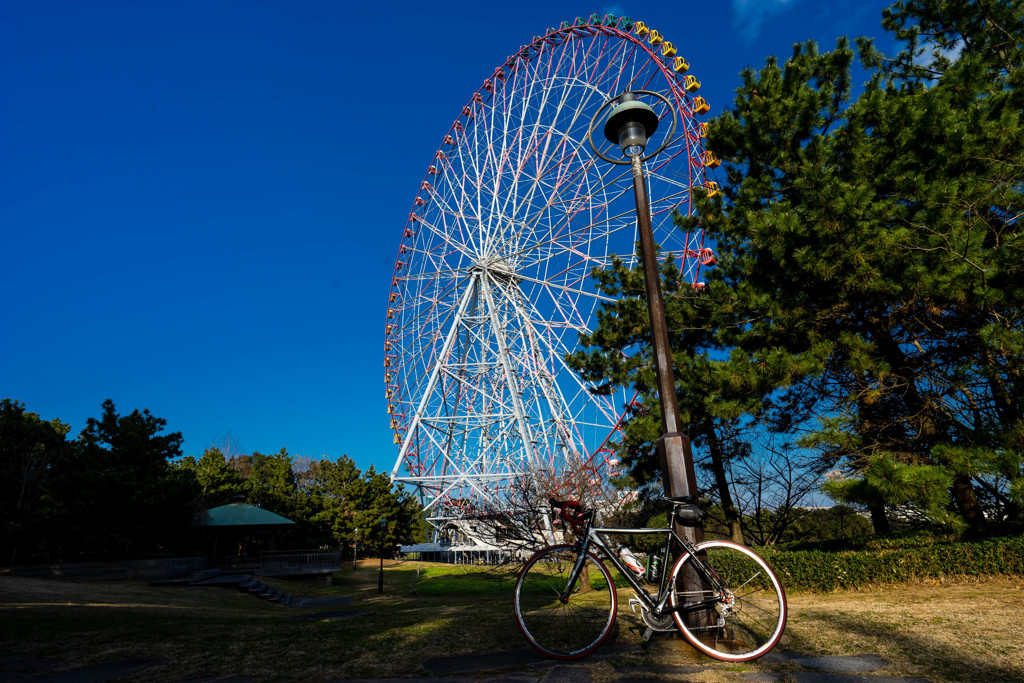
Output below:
[699,0,1023,533]
[573,0,1024,535]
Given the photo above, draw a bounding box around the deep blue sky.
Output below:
[2,0,895,473]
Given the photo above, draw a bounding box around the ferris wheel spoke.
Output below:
[515,296,626,432]
[512,271,616,303]
[488,276,625,436]
[510,158,632,256]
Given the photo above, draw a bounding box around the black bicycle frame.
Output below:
[561,522,722,618]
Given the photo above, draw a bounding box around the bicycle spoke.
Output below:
[514,545,617,659]
[668,541,787,661]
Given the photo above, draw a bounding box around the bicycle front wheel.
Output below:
[668,540,786,661]
[513,544,617,659]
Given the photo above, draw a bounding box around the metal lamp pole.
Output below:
[377,517,387,594]
[587,91,705,549]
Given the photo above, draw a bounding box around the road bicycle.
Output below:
[513,497,787,661]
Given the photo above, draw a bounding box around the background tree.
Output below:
[294,455,362,549]
[2,398,425,562]
[0,399,71,565]
[45,399,197,558]
[687,0,1024,534]
[350,465,420,557]
[228,448,298,517]
[175,447,244,508]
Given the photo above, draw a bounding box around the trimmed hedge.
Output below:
[756,535,1024,591]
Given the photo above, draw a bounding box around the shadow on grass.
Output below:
[0,590,525,680]
[1,566,651,680]
[784,610,1023,683]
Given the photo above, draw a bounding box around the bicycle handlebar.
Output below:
[548,498,591,529]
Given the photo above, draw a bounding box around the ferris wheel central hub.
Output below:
[474,258,519,283]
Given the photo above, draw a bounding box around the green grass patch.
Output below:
[409,564,520,594]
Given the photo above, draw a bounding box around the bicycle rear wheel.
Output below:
[514,544,617,659]
[668,540,786,661]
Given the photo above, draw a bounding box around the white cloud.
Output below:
[733,0,802,43]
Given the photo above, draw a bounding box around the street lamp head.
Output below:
[603,92,659,158]
[587,89,676,166]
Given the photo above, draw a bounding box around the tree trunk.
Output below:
[706,421,745,545]
[951,473,988,536]
[873,330,992,533]
[868,500,891,535]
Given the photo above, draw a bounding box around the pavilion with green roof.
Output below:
[199,502,296,528]
[195,501,296,562]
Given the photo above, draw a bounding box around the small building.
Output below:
[194,501,339,580]
[195,501,296,563]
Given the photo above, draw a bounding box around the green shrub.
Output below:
[756,535,1024,591]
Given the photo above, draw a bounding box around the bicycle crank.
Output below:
[629,596,675,632]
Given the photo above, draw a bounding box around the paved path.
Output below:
[0,640,933,682]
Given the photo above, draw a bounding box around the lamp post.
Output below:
[353,527,359,570]
[377,517,387,594]
[587,90,705,550]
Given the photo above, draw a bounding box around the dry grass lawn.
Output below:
[780,578,1024,683]
[1,563,1022,682]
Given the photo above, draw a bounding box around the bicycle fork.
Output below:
[559,538,594,602]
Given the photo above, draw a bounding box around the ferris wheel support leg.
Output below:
[479,273,543,472]
[391,272,481,481]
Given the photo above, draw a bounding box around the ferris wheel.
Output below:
[385,14,718,521]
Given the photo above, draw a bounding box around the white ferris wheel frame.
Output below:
[384,15,718,521]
